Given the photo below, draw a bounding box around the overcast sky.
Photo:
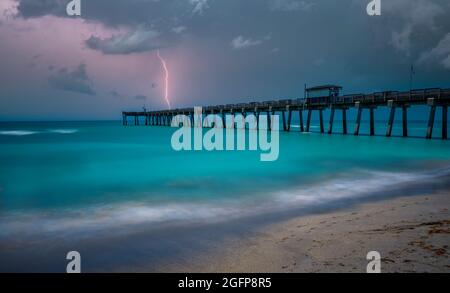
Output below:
[0,0,449,120]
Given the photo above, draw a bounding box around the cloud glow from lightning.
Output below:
[156,50,171,109]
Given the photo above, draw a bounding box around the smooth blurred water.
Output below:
[0,120,449,235]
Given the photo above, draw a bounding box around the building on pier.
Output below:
[305,85,342,104]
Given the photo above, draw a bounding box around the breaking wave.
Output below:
[0,167,448,240]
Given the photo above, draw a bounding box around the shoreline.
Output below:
[1,168,449,272]
[161,192,450,273]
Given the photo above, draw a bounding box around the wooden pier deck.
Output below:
[122,88,450,139]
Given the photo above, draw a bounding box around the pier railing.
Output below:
[122,88,450,139]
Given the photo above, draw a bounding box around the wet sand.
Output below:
[164,192,450,273]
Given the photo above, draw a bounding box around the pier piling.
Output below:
[354,104,362,136]
[342,109,347,134]
[328,107,335,134]
[443,105,448,140]
[299,110,304,132]
[426,98,437,139]
[386,102,396,137]
[306,110,312,132]
[319,110,324,133]
[427,105,436,139]
[221,110,226,128]
[287,107,292,132]
[370,107,375,136]
[402,106,408,137]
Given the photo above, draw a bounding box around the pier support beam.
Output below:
[443,105,448,140]
[282,111,287,131]
[327,107,335,134]
[306,110,312,132]
[426,105,436,139]
[267,107,273,131]
[354,105,362,136]
[319,110,324,133]
[402,106,409,137]
[286,107,292,132]
[342,109,347,134]
[221,110,226,129]
[299,110,304,132]
[229,110,234,129]
[386,103,396,137]
[369,107,375,136]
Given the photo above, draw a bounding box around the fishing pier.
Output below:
[122,86,450,139]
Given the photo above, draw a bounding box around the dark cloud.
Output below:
[134,95,147,100]
[9,0,450,107]
[48,63,96,95]
[269,0,315,12]
[15,0,208,27]
[419,33,450,69]
[16,0,68,18]
[85,27,165,55]
[110,90,121,98]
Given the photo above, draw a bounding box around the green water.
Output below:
[0,120,449,234]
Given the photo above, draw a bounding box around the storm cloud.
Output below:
[86,27,165,55]
[1,0,450,120]
[48,64,96,96]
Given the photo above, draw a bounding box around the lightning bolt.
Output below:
[156,49,171,110]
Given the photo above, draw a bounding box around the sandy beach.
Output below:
[163,192,450,273]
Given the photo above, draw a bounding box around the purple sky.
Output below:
[1,0,450,120]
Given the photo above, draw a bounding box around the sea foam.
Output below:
[0,130,39,136]
[0,167,447,240]
[47,129,79,134]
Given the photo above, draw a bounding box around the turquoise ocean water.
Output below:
[0,118,449,238]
